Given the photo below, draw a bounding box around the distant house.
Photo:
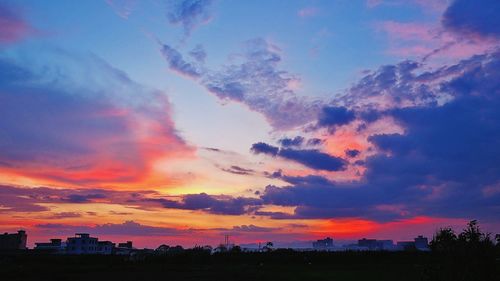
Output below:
[357,239,395,251]
[118,241,133,248]
[397,236,429,251]
[35,239,66,253]
[66,233,98,254]
[397,241,416,250]
[0,230,27,250]
[115,241,134,255]
[414,235,429,251]
[155,244,170,255]
[312,237,334,250]
[97,241,115,255]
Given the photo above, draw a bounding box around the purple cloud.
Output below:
[0,49,190,184]
[36,220,186,236]
[317,106,356,128]
[0,3,34,44]
[203,38,323,129]
[279,136,305,147]
[252,143,347,172]
[442,0,500,40]
[251,142,279,156]
[158,193,262,215]
[166,0,214,36]
[256,51,500,222]
[160,43,203,78]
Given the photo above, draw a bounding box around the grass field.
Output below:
[1,250,499,281]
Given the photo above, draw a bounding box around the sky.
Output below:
[1,0,500,248]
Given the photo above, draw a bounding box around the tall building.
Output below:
[66,233,98,254]
[0,230,27,250]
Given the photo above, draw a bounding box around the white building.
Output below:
[66,233,98,254]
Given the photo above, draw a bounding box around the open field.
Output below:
[1,250,499,281]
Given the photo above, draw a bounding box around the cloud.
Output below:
[36,220,186,236]
[189,44,207,62]
[442,0,500,40]
[317,106,356,128]
[345,149,360,158]
[0,49,192,185]
[156,193,262,215]
[63,194,107,203]
[220,165,255,175]
[0,185,140,212]
[307,138,324,146]
[158,38,325,130]
[160,43,203,78]
[0,184,263,216]
[212,224,277,234]
[278,148,347,172]
[251,142,279,156]
[0,2,35,44]
[256,50,500,222]
[279,136,305,147]
[166,0,214,36]
[203,38,323,129]
[39,212,82,219]
[251,142,347,172]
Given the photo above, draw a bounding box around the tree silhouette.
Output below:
[429,227,457,252]
[263,241,274,252]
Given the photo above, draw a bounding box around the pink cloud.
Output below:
[0,3,34,44]
[298,7,319,18]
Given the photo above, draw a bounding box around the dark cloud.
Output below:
[442,0,500,40]
[0,184,263,217]
[156,193,262,215]
[252,142,347,172]
[279,136,305,147]
[220,165,255,175]
[166,0,213,36]
[317,106,355,128]
[251,142,279,156]
[63,194,107,203]
[40,212,82,219]
[345,149,360,158]
[256,51,500,222]
[279,148,347,172]
[214,224,276,233]
[306,138,324,146]
[160,43,203,78]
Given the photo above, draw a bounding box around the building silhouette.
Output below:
[66,233,98,254]
[0,230,27,250]
[35,239,66,253]
[313,237,334,250]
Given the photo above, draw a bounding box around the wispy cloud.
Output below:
[166,0,214,36]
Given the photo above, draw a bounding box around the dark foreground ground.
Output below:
[1,250,499,281]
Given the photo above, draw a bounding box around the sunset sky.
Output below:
[1,0,500,248]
